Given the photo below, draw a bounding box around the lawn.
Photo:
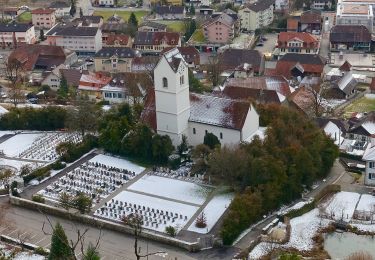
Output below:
[344,96,375,116]
[158,20,186,33]
[17,11,32,23]
[93,10,148,23]
[189,29,205,43]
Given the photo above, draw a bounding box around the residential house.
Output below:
[275,32,319,58]
[72,16,104,27]
[329,25,371,52]
[328,71,358,99]
[219,49,265,75]
[97,0,114,7]
[311,0,332,10]
[49,1,70,17]
[101,23,128,43]
[315,118,347,145]
[220,76,292,104]
[31,8,56,29]
[138,22,167,32]
[133,31,181,54]
[233,63,255,78]
[300,10,322,34]
[288,86,318,116]
[140,47,260,146]
[78,72,112,100]
[202,13,237,44]
[271,53,325,79]
[275,0,289,12]
[238,0,274,31]
[107,14,124,24]
[336,3,374,33]
[101,72,153,104]
[94,47,137,73]
[0,8,21,19]
[0,23,36,48]
[41,66,89,90]
[103,34,132,47]
[362,141,375,186]
[150,0,182,6]
[346,112,375,144]
[131,56,159,73]
[8,44,77,72]
[45,23,102,55]
[155,6,186,20]
[287,18,299,32]
[162,46,200,68]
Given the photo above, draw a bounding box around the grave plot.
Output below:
[37,155,145,203]
[94,191,199,233]
[127,174,213,205]
[152,163,206,184]
[0,132,82,161]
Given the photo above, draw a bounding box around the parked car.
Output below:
[256,42,264,47]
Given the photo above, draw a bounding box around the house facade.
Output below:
[311,0,332,10]
[49,1,70,17]
[0,23,36,48]
[141,48,260,146]
[46,24,102,55]
[133,31,181,53]
[31,8,56,29]
[138,22,167,32]
[300,10,322,34]
[239,0,274,31]
[78,72,112,100]
[94,47,136,73]
[202,13,237,44]
[363,143,375,186]
[155,6,186,20]
[275,32,319,58]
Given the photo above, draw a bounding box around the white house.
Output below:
[0,23,36,48]
[239,0,274,31]
[49,1,71,17]
[362,142,375,186]
[142,48,260,146]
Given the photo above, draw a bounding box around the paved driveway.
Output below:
[254,33,277,55]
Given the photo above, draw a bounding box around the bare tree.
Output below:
[304,81,331,117]
[3,58,24,107]
[16,229,31,250]
[121,213,166,260]
[207,54,222,87]
[0,169,14,191]
[41,212,102,260]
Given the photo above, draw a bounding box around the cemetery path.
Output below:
[21,152,98,200]
[0,155,47,163]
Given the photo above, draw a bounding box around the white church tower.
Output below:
[154,48,190,146]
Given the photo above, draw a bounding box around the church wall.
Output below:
[188,122,241,146]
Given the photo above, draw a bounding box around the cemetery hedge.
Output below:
[58,134,98,163]
[0,107,67,130]
[206,104,339,245]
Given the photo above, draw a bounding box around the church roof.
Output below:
[141,90,251,131]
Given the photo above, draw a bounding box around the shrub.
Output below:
[59,135,98,163]
[10,181,19,197]
[50,161,66,170]
[195,212,207,228]
[284,200,315,219]
[165,226,177,237]
[32,194,45,204]
[23,166,51,184]
[34,247,49,256]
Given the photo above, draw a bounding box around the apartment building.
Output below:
[0,23,36,48]
[133,31,181,53]
[239,0,274,31]
[46,24,102,55]
[202,13,237,44]
[31,8,56,29]
[94,47,136,73]
[336,3,374,33]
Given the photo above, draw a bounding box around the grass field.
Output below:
[344,96,375,116]
[17,11,32,23]
[93,10,148,23]
[189,29,205,43]
[158,20,186,33]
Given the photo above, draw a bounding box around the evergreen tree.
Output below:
[128,12,138,27]
[83,242,100,260]
[58,76,69,97]
[73,192,92,214]
[79,7,83,17]
[48,222,74,260]
[203,132,221,149]
[189,4,195,15]
[70,0,76,16]
[39,29,45,41]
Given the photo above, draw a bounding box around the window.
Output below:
[220,132,223,139]
[370,162,375,169]
[369,173,375,179]
[205,130,208,134]
[162,77,168,88]
[193,128,196,134]
[180,75,184,85]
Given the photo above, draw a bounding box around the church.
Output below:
[141,48,260,147]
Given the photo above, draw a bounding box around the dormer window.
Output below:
[162,77,168,88]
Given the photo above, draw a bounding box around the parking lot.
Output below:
[254,33,277,55]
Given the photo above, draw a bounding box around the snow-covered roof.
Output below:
[0,105,8,115]
[189,94,251,130]
[362,122,375,135]
[362,144,375,161]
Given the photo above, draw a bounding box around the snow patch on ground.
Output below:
[0,131,14,138]
[187,193,233,234]
[89,154,145,175]
[0,133,43,157]
[356,194,375,212]
[0,158,42,171]
[127,175,212,205]
[323,191,360,221]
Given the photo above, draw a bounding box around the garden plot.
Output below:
[95,190,199,233]
[127,175,213,205]
[323,191,360,221]
[38,155,142,203]
[0,132,81,161]
[188,193,233,234]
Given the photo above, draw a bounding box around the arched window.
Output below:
[162,77,168,88]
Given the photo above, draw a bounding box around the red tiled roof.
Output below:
[339,60,352,72]
[288,86,315,115]
[31,8,55,14]
[105,34,130,46]
[287,18,299,31]
[275,54,325,79]
[8,44,66,71]
[300,10,321,24]
[278,32,318,45]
